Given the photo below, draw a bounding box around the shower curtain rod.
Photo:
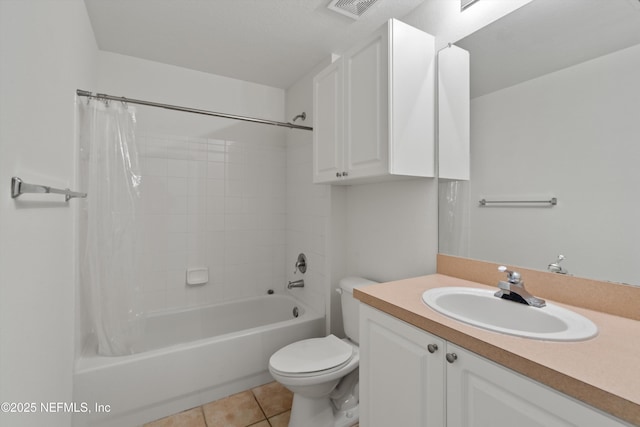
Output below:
[76,89,313,131]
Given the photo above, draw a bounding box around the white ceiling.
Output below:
[84,0,425,89]
[455,0,640,98]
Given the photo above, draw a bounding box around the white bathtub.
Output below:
[73,294,324,427]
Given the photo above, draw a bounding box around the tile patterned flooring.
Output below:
[143,381,359,427]
[143,382,292,427]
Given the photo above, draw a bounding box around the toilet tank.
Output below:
[339,277,378,344]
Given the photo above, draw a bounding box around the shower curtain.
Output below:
[438,180,471,257]
[79,97,144,356]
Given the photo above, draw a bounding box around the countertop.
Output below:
[354,274,640,426]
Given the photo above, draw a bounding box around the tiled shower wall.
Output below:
[136,134,287,312]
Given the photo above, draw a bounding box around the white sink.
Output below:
[422,287,597,341]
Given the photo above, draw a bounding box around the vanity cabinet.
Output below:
[359,304,445,427]
[359,305,629,427]
[312,19,435,184]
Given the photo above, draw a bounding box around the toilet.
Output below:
[269,277,377,427]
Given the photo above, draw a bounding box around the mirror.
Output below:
[438,0,640,286]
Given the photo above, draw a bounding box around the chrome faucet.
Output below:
[494,266,546,308]
[294,253,307,274]
[287,279,305,289]
[547,254,568,274]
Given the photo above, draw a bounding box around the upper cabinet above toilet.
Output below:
[313,19,436,185]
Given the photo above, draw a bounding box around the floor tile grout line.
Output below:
[250,388,270,425]
[251,383,293,420]
[198,405,209,427]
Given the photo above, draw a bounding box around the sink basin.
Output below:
[422,287,597,341]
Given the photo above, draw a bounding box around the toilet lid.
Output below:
[270,335,354,374]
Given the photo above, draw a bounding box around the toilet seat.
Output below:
[269,335,354,377]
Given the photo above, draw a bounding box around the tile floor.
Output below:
[143,381,359,427]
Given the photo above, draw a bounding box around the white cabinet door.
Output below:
[313,59,343,183]
[343,29,389,179]
[312,19,435,184]
[438,45,470,181]
[359,305,445,427]
[446,343,629,427]
[388,18,436,178]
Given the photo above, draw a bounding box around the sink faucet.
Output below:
[494,266,546,308]
[287,279,304,289]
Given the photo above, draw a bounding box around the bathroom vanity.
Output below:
[355,272,640,427]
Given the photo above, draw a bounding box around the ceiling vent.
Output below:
[328,0,380,20]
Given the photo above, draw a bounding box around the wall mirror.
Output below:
[438,0,640,286]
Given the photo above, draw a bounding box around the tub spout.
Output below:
[287,279,304,289]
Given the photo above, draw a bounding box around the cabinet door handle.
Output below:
[427,344,438,354]
[446,352,458,364]
[336,172,342,177]
[342,171,349,177]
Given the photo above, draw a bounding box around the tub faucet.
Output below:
[287,279,305,289]
[494,266,546,308]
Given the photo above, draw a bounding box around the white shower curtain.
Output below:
[438,180,471,258]
[79,98,144,356]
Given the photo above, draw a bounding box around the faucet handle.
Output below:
[498,266,521,284]
[294,253,307,274]
[547,254,568,274]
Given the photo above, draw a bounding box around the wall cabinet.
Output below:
[313,19,435,184]
[359,305,629,427]
[438,44,470,181]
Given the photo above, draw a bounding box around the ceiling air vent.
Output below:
[328,0,380,20]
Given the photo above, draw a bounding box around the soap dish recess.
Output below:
[186,268,208,286]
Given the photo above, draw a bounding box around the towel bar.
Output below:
[11,176,87,202]
[479,198,557,206]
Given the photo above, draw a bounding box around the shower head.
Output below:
[292,112,306,122]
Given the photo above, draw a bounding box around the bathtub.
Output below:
[73,293,324,427]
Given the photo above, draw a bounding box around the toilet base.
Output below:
[334,405,359,427]
[288,393,332,427]
[288,394,358,427]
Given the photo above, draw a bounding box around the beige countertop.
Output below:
[354,273,640,426]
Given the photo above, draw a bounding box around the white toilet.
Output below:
[269,277,377,427]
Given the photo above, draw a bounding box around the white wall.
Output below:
[345,180,439,282]
[285,59,332,322]
[464,43,640,284]
[0,1,98,426]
